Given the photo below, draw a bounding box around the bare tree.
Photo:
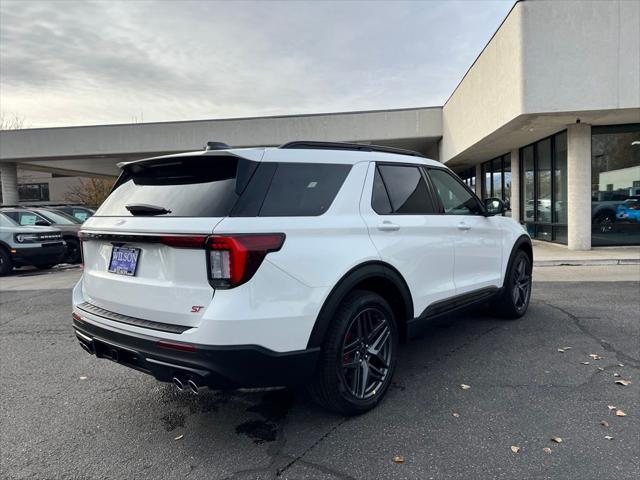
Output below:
[64,177,116,206]
[0,113,26,130]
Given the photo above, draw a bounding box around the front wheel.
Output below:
[0,248,13,276]
[492,250,532,319]
[308,290,398,416]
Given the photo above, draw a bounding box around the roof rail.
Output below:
[279,141,426,158]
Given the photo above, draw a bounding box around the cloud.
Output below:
[0,0,514,127]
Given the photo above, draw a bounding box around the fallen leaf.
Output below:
[589,354,603,360]
[613,373,621,377]
[510,446,520,453]
[393,455,405,464]
[615,379,632,386]
[460,384,471,390]
[557,348,565,353]
[551,437,563,443]
[615,409,627,417]
[580,361,590,365]
[543,447,552,454]
[597,367,604,372]
[174,434,184,440]
[608,405,617,411]
[562,346,572,350]
[604,435,614,440]
[452,412,460,418]
[79,376,87,380]
[600,420,609,427]
[617,363,624,367]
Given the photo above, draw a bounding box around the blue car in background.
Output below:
[616,196,640,223]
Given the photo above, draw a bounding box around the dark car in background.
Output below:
[1,207,82,264]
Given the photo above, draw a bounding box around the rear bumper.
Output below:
[72,316,320,389]
[11,243,66,266]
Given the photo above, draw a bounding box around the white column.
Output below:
[510,149,520,222]
[0,162,19,204]
[567,123,592,250]
[475,164,483,198]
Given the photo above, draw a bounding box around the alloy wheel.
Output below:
[340,307,392,399]
[512,257,531,311]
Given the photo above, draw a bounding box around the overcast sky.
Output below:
[1,0,514,128]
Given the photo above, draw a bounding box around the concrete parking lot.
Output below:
[1,266,638,479]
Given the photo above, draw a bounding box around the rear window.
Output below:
[96,156,254,217]
[96,156,350,218]
[258,163,351,216]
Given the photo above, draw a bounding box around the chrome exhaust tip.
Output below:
[187,378,199,395]
[172,376,185,391]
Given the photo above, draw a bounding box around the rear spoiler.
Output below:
[116,149,266,170]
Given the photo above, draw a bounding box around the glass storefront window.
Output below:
[591,124,640,246]
[519,131,567,243]
[480,154,510,211]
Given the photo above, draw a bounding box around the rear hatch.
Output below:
[80,151,263,328]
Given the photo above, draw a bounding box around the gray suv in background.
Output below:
[1,207,82,264]
[0,213,66,276]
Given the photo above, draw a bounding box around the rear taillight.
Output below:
[206,234,285,288]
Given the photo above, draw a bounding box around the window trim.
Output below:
[424,166,487,216]
[371,162,439,216]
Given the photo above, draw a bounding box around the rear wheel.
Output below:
[308,290,398,415]
[63,238,81,264]
[492,250,532,319]
[0,248,13,276]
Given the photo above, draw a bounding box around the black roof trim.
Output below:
[279,141,426,158]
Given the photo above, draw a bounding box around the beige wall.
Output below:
[441,0,640,165]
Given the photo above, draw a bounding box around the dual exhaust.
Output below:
[172,375,200,394]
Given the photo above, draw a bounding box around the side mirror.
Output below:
[484,198,506,216]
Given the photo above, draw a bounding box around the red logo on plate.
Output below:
[190,306,204,313]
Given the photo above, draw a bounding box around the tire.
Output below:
[593,212,615,233]
[63,238,81,264]
[34,264,56,270]
[308,290,398,416]
[492,249,532,319]
[0,248,13,276]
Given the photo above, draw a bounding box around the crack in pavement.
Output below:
[540,300,640,368]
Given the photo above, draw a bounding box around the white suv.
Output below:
[72,141,532,415]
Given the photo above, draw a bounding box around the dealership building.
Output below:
[1,0,639,249]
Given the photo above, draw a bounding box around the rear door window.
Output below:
[376,164,436,214]
[258,163,351,216]
[96,156,253,217]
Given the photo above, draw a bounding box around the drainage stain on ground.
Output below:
[235,420,278,444]
[161,411,185,431]
[235,389,294,444]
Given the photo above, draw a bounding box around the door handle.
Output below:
[378,221,400,232]
[457,222,471,231]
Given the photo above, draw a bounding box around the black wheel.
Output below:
[308,290,398,415]
[492,250,532,319]
[594,212,615,233]
[63,238,81,264]
[0,248,13,276]
[34,264,56,270]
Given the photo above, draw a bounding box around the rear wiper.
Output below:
[125,203,172,216]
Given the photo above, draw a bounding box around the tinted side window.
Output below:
[371,167,392,214]
[377,165,435,214]
[428,168,483,215]
[259,163,351,216]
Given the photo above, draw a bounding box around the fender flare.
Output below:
[502,234,533,288]
[306,261,414,349]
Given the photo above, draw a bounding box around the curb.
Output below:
[534,259,640,267]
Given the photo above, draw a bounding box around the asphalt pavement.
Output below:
[0,267,638,479]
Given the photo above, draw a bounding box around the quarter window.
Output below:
[376,165,435,214]
[428,169,483,215]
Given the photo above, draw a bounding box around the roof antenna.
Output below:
[205,141,231,150]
